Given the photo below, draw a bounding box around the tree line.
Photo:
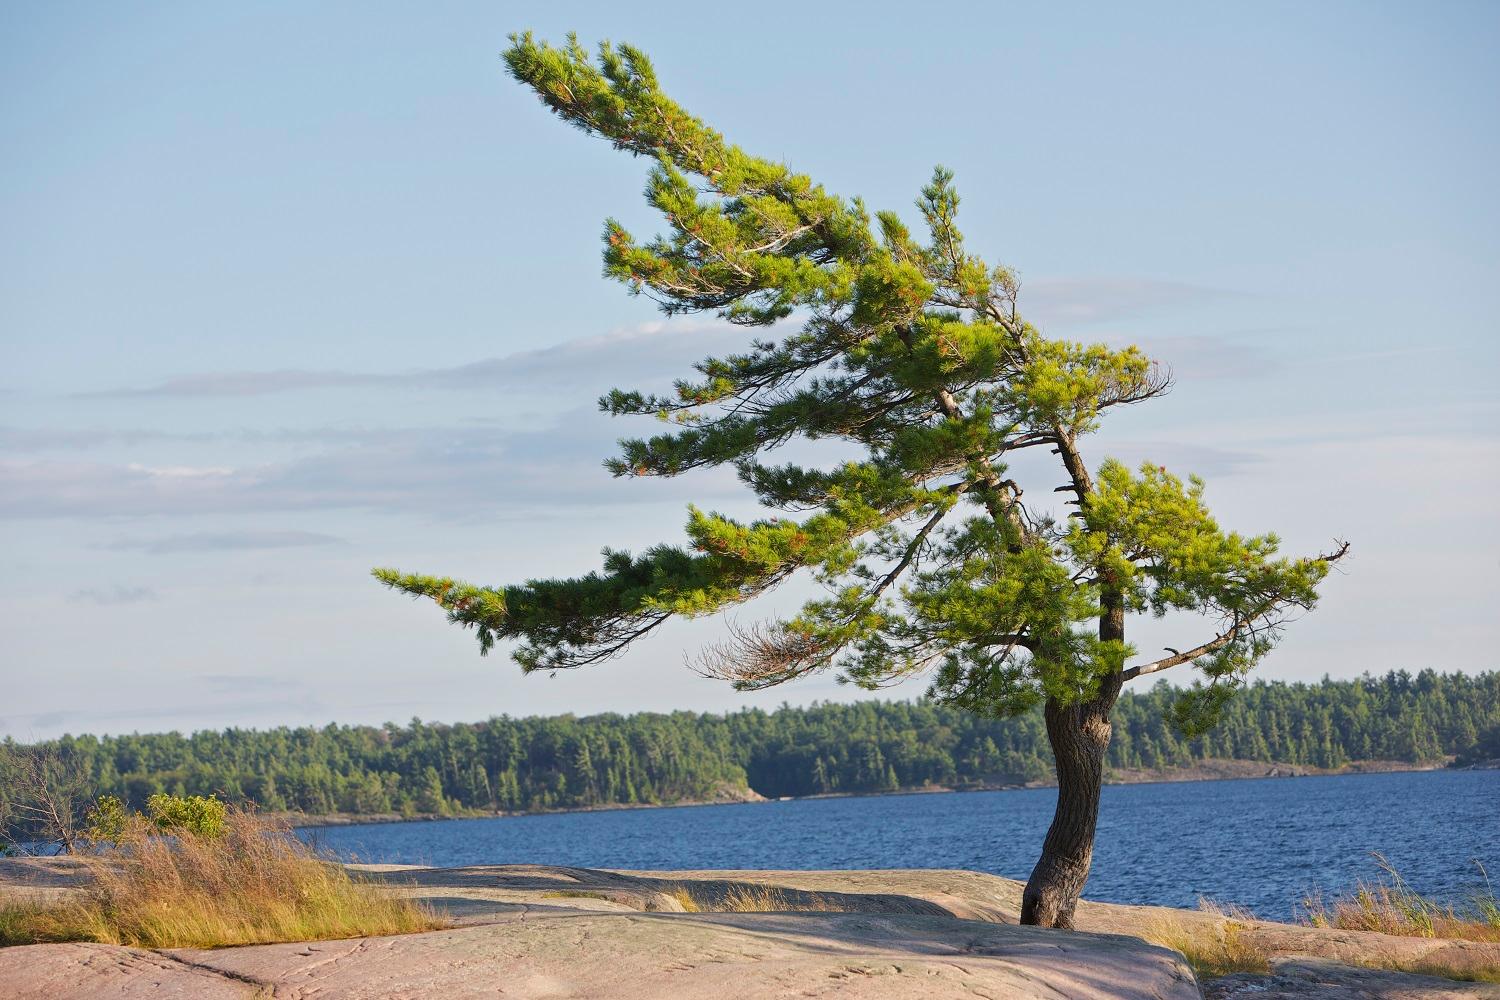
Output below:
[4,671,1493,823]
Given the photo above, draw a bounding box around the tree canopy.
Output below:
[373,33,1352,928]
[375,34,1343,727]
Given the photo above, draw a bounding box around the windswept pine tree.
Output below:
[377,33,1347,929]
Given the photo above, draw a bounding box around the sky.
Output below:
[2,1,1496,741]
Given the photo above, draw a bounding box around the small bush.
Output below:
[146,793,228,839]
[81,795,129,844]
[0,808,443,948]
[81,793,227,846]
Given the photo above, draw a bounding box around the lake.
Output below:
[303,769,1499,918]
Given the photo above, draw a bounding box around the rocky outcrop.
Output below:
[1206,956,1499,999]
[0,943,254,999]
[3,862,1498,999]
[169,910,1197,1000]
[353,863,1500,979]
[0,874,1197,999]
[1,862,1198,999]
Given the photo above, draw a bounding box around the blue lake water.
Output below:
[303,769,1499,918]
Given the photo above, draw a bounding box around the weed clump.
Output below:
[663,882,841,913]
[0,807,442,948]
[1142,916,1271,979]
[1300,854,1500,943]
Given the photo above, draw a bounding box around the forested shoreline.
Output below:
[6,671,1495,823]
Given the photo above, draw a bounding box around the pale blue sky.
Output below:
[3,1,1496,739]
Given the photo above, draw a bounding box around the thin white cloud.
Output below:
[70,584,159,605]
[82,285,1250,400]
[199,674,293,693]
[100,369,374,397]
[89,320,749,398]
[6,697,337,735]
[1299,345,1457,367]
[1098,439,1263,478]
[1130,335,1284,380]
[1012,278,1285,381]
[0,410,737,520]
[0,427,201,451]
[102,530,346,555]
[1023,276,1241,326]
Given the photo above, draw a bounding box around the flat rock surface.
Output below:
[0,854,92,906]
[5,862,1498,999]
[0,942,257,999]
[355,863,1500,976]
[171,909,1200,1000]
[0,910,1200,999]
[1205,956,1500,999]
[0,863,1198,999]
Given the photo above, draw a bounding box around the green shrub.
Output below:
[145,793,227,839]
[82,795,129,844]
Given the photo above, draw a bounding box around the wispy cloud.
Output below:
[0,409,735,520]
[102,530,346,555]
[1002,438,1264,499]
[1299,345,1457,367]
[1100,439,1263,478]
[91,321,748,399]
[1129,335,1284,380]
[5,696,336,736]
[0,427,201,451]
[86,283,1246,401]
[199,674,292,694]
[102,370,373,397]
[70,584,159,605]
[1024,276,1240,326]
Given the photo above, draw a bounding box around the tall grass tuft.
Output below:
[720,883,840,913]
[1143,916,1271,979]
[664,882,841,913]
[1300,854,1500,943]
[0,809,443,948]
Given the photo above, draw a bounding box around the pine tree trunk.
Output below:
[1020,599,1125,929]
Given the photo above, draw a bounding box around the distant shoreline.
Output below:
[286,757,1450,830]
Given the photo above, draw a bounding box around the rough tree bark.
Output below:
[1019,597,1125,929]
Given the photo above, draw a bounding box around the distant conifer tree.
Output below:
[377,33,1347,928]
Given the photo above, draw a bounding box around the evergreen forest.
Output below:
[5,671,1493,823]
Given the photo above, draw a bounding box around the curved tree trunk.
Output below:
[1020,599,1125,929]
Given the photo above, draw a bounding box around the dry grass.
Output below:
[665,885,703,912]
[1195,897,1260,922]
[539,882,847,914]
[1146,914,1500,987]
[1390,955,1500,985]
[1300,855,1500,944]
[1145,867,1500,986]
[0,810,444,949]
[1142,916,1271,979]
[667,882,842,913]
